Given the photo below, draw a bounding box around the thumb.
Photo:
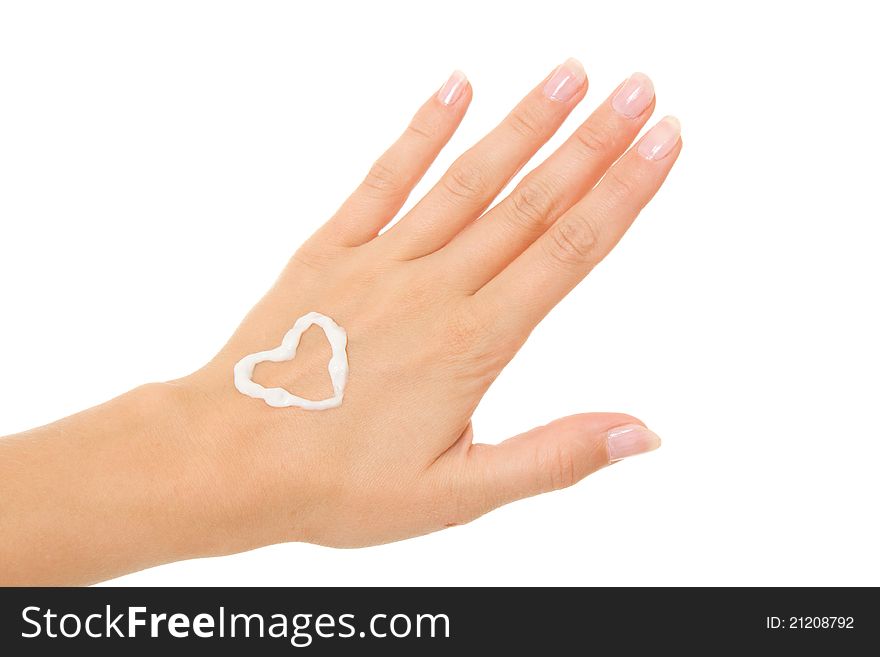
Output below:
[468,413,661,512]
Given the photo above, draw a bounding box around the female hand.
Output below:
[0,58,681,583]
[185,58,681,551]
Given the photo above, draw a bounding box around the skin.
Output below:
[0,62,680,585]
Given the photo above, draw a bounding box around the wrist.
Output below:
[132,379,273,561]
[159,371,316,556]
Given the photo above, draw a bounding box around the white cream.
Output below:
[233,311,348,410]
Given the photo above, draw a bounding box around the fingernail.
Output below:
[637,116,681,161]
[611,72,654,119]
[437,70,468,106]
[606,424,661,461]
[543,58,586,102]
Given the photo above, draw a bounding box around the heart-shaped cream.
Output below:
[233,311,348,410]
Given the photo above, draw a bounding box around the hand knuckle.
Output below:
[574,122,616,156]
[509,178,558,227]
[362,160,405,196]
[442,159,488,201]
[539,442,579,491]
[406,117,438,140]
[290,243,339,272]
[508,106,544,139]
[545,216,601,266]
[601,168,638,203]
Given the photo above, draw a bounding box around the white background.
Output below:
[1,1,877,586]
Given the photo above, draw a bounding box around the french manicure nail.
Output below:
[611,72,654,119]
[543,58,586,102]
[437,70,468,106]
[606,424,661,461]
[637,116,681,161]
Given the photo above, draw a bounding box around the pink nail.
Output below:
[637,116,681,161]
[543,58,586,102]
[611,72,654,119]
[606,424,661,461]
[437,70,468,106]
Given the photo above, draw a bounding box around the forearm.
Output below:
[0,383,228,585]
